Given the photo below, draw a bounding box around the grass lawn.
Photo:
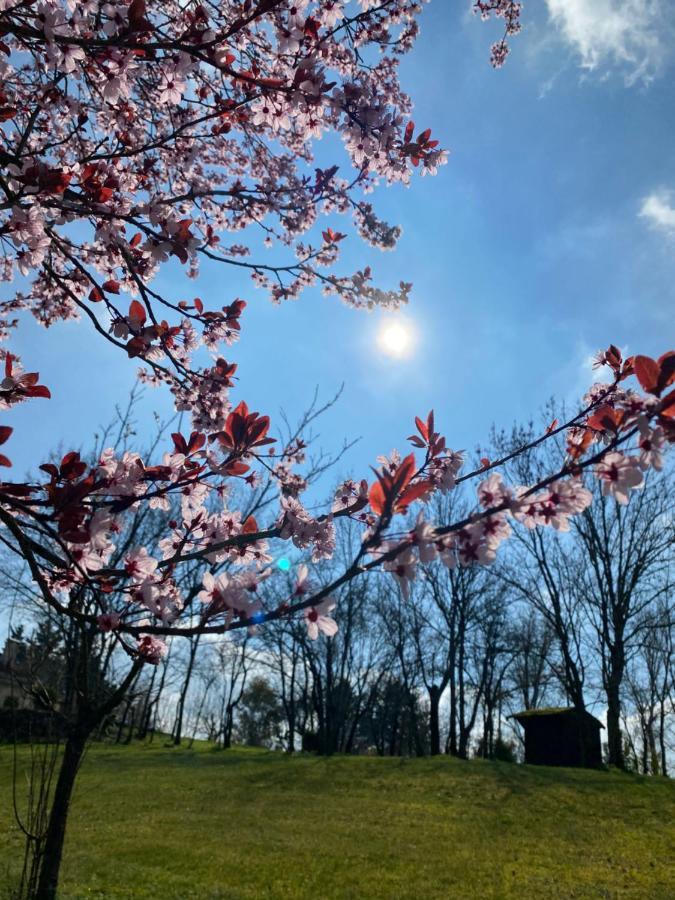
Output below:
[1,744,674,899]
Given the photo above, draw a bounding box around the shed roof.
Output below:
[511,707,604,728]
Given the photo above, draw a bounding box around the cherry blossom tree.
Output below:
[0,1,673,898]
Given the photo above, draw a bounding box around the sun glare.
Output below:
[377,319,415,359]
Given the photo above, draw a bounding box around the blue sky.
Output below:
[6,1,675,495]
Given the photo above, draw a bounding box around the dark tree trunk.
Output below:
[605,683,624,769]
[173,634,201,746]
[659,700,668,777]
[222,703,234,748]
[447,663,457,756]
[136,664,158,740]
[31,656,142,900]
[429,685,441,756]
[34,728,88,900]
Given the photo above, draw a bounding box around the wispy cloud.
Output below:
[639,189,675,234]
[545,0,672,85]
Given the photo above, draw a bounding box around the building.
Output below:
[512,707,604,768]
[0,638,69,742]
[0,638,63,710]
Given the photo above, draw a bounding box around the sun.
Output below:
[377,318,415,359]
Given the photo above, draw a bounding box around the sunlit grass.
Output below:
[1,744,674,899]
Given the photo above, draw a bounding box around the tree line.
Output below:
[7,417,672,775]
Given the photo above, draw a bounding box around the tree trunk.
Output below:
[605,684,624,769]
[659,700,668,777]
[173,635,200,745]
[35,729,88,900]
[447,664,457,756]
[429,685,441,756]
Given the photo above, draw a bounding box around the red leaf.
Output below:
[102,279,120,294]
[407,435,426,448]
[128,300,146,326]
[368,479,386,516]
[242,515,258,534]
[25,384,51,399]
[415,415,428,442]
[89,287,104,302]
[660,388,675,419]
[171,432,188,455]
[194,297,204,314]
[129,0,151,30]
[393,454,416,493]
[397,479,431,510]
[657,351,675,393]
[187,431,205,454]
[0,454,11,467]
[225,460,249,475]
[587,405,623,434]
[480,457,490,469]
[546,419,558,435]
[0,426,12,445]
[633,355,660,395]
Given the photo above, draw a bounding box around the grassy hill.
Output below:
[1,744,674,899]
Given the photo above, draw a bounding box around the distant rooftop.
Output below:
[512,707,604,728]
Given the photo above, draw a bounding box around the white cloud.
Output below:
[545,0,672,85]
[639,190,675,233]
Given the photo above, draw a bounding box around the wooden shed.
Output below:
[512,707,604,768]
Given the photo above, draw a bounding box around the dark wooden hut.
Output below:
[512,707,603,768]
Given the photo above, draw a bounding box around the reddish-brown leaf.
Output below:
[414,415,428,442]
[659,388,675,419]
[224,460,249,475]
[187,431,206,454]
[368,479,386,516]
[171,432,188,455]
[128,300,146,326]
[393,453,416,493]
[633,355,660,395]
[242,515,258,534]
[25,384,51,399]
[397,479,431,510]
[657,351,675,393]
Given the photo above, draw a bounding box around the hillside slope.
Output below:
[1,745,674,899]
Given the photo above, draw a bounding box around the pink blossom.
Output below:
[595,452,644,505]
[477,472,511,509]
[383,544,417,599]
[136,634,167,665]
[410,512,437,563]
[637,419,665,472]
[97,612,121,632]
[304,598,338,640]
[124,547,159,583]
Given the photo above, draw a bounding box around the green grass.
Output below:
[1,744,674,899]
